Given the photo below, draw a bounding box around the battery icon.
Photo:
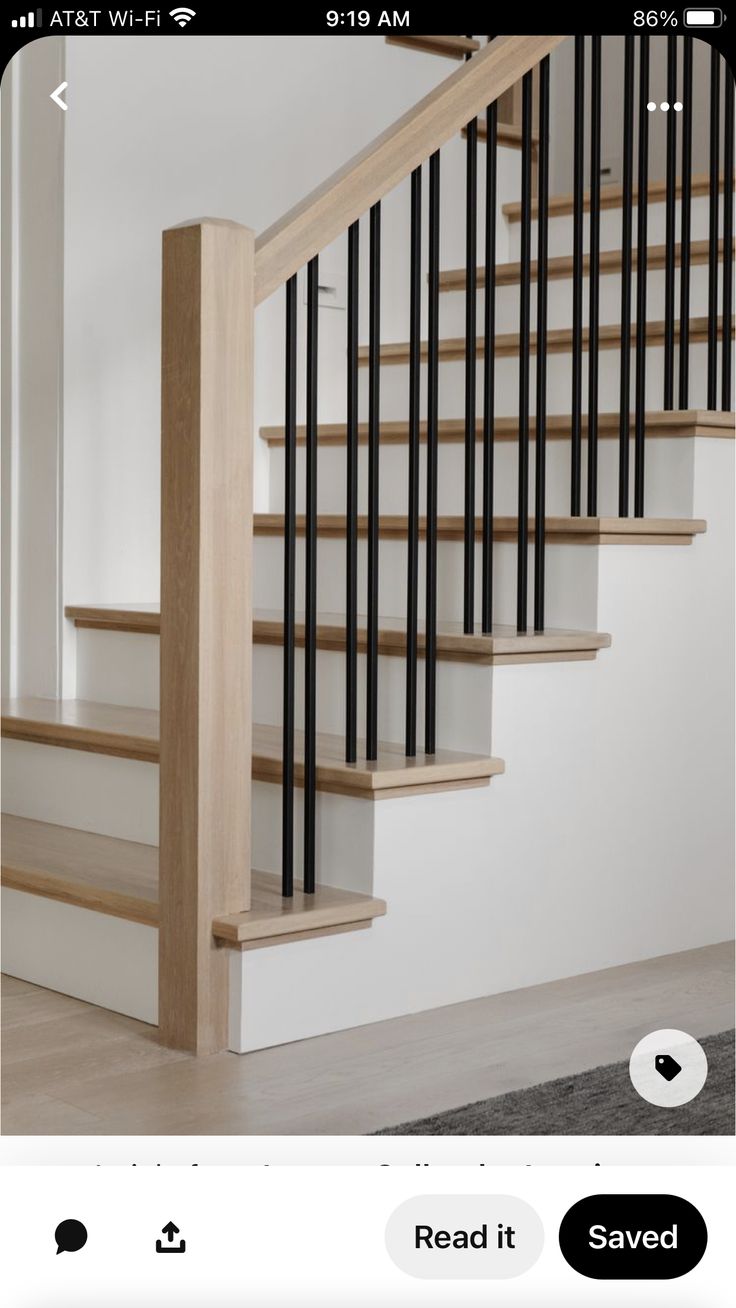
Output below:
[684,8,723,23]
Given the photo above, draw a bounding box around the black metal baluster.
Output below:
[534,56,550,634]
[634,35,650,519]
[346,222,359,764]
[663,34,677,410]
[618,35,635,517]
[425,152,440,757]
[708,45,721,411]
[679,37,693,409]
[587,36,602,516]
[722,67,734,412]
[282,276,297,898]
[303,257,318,894]
[366,203,381,761]
[406,167,421,757]
[481,100,497,634]
[464,114,478,633]
[571,36,585,516]
[517,71,533,634]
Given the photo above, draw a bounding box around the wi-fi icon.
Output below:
[169,6,195,26]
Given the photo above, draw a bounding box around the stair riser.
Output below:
[1,738,376,881]
[1,888,158,1024]
[441,262,715,336]
[268,433,697,519]
[363,340,724,422]
[72,629,495,752]
[254,535,600,631]
[274,337,725,431]
[507,192,716,260]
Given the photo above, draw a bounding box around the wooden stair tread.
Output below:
[213,879,386,947]
[439,239,729,291]
[1,699,503,797]
[385,35,480,59]
[1,813,158,926]
[0,814,386,946]
[358,317,732,366]
[260,409,735,447]
[503,172,729,222]
[253,513,707,544]
[65,605,611,665]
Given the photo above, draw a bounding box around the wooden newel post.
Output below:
[159,219,255,1053]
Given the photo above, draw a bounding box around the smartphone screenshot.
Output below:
[0,8,734,1304]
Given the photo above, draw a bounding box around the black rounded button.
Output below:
[559,1194,707,1279]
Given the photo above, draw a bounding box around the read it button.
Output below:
[559,1195,707,1279]
[386,1195,543,1279]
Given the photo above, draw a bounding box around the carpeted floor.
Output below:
[375,1029,735,1135]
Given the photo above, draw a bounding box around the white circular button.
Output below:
[629,1029,708,1107]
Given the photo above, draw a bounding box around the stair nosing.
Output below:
[259,409,736,447]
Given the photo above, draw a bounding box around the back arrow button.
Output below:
[50,82,68,112]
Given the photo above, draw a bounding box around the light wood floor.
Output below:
[2,941,733,1135]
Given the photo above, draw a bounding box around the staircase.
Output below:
[2,34,734,1058]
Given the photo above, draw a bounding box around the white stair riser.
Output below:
[267,336,725,433]
[1,888,158,1024]
[1,739,378,883]
[268,433,697,519]
[252,646,494,753]
[255,534,600,631]
[362,338,723,423]
[507,193,716,259]
[2,738,160,843]
[72,629,493,752]
[441,261,715,336]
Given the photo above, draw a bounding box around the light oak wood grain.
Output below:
[503,171,729,221]
[1,814,158,926]
[1,697,159,761]
[357,316,732,366]
[252,513,707,545]
[385,35,527,139]
[213,876,385,946]
[159,219,254,1054]
[439,239,730,291]
[259,409,736,447]
[0,699,501,797]
[254,35,566,303]
[64,606,611,666]
[385,35,480,60]
[2,944,731,1134]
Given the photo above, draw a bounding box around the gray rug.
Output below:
[375,1029,734,1135]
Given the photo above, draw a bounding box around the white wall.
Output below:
[61,35,463,613]
[1,37,65,698]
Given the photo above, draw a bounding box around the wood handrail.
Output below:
[254,34,567,305]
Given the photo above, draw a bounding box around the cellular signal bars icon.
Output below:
[11,9,42,25]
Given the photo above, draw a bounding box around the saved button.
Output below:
[559,1194,707,1279]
